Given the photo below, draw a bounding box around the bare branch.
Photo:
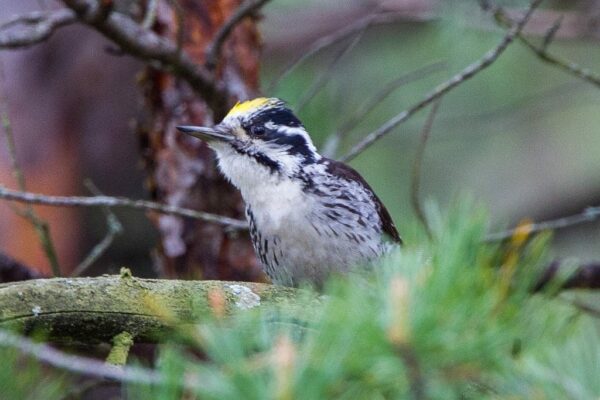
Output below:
[340,0,544,162]
[485,206,600,242]
[410,99,441,239]
[0,11,58,30]
[60,0,229,117]
[71,180,124,277]
[0,329,162,385]
[0,93,62,276]
[541,15,562,51]
[493,8,600,88]
[141,0,159,30]
[105,331,134,367]
[0,185,248,230]
[0,3,229,113]
[205,0,272,70]
[295,28,365,112]
[0,9,76,49]
[267,12,406,93]
[322,61,446,158]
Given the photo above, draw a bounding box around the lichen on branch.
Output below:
[0,274,317,345]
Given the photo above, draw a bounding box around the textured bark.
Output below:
[0,274,315,344]
[137,0,263,281]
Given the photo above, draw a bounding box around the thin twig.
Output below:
[541,15,562,51]
[493,7,600,88]
[0,329,161,385]
[205,0,272,70]
[0,185,248,230]
[267,11,405,93]
[485,206,600,242]
[396,344,426,400]
[410,100,441,239]
[60,0,229,118]
[105,331,134,366]
[340,0,544,162]
[71,180,123,277]
[0,3,228,115]
[170,0,186,58]
[337,62,446,136]
[0,9,76,49]
[295,28,366,112]
[141,0,159,30]
[0,110,26,193]
[0,94,62,277]
[518,33,600,89]
[321,61,446,158]
[0,11,57,30]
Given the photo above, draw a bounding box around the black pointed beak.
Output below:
[176,125,234,143]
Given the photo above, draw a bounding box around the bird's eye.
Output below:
[250,125,266,136]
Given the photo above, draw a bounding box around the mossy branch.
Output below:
[0,273,315,345]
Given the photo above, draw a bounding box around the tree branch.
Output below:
[485,206,600,242]
[71,180,124,277]
[493,6,600,88]
[1,91,62,276]
[340,0,544,162]
[105,331,134,366]
[0,185,248,230]
[267,11,407,93]
[0,328,163,385]
[205,0,272,70]
[295,26,366,112]
[321,61,446,158]
[410,99,441,239]
[60,0,229,116]
[0,274,314,344]
[0,9,76,49]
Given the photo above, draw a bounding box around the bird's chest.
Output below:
[242,178,308,229]
[245,189,320,284]
[245,190,381,286]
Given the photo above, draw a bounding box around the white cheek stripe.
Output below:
[278,126,319,155]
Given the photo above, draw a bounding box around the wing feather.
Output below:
[322,158,402,244]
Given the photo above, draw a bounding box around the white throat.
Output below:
[210,143,305,213]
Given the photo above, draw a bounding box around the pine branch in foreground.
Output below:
[127,202,600,399]
[3,201,599,399]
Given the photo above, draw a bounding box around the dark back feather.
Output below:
[322,158,402,244]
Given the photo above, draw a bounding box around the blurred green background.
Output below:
[261,0,600,258]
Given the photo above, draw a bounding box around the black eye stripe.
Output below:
[238,104,317,165]
[250,125,265,136]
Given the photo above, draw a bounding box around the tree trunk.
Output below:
[137,0,263,281]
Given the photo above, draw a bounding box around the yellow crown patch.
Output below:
[226,98,274,118]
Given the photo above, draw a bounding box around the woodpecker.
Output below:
[177,98,401,287]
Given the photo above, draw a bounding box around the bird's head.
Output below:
[177,98,320,178]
